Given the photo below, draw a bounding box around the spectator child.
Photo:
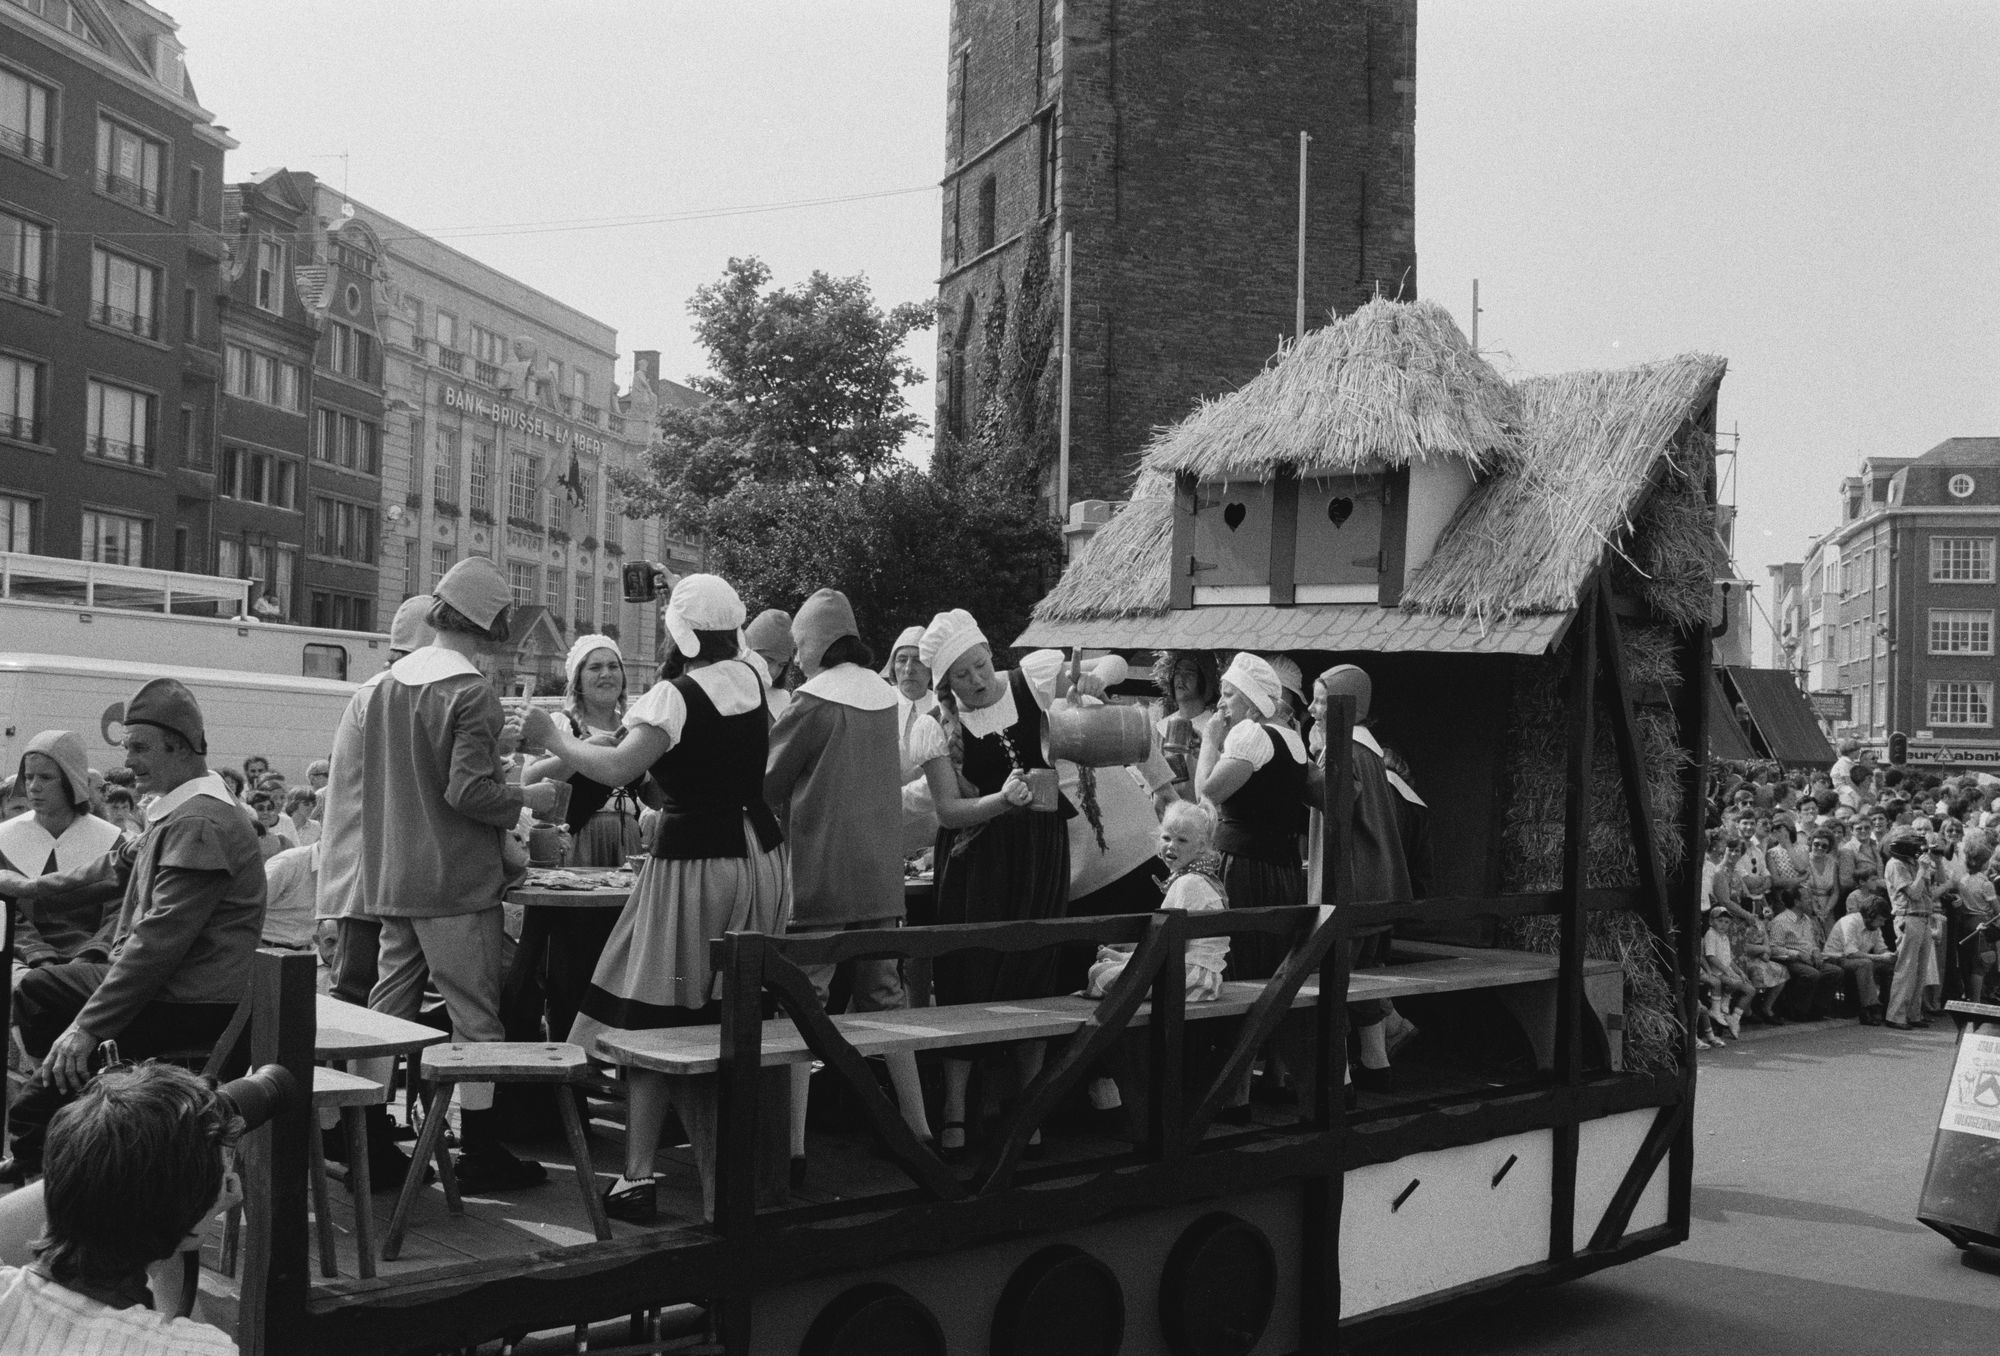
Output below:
[1701,906,1752,1038]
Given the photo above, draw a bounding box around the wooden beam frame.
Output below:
[1549,581,1597,1263]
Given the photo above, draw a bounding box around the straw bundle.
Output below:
[1142,298,1519,482]
[1496,635,1692,1075]
[1610,430,1718,629]
[1403,354,1727,624]
[1031,471,1173,623]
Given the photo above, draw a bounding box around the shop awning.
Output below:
[1707,673,1758,762]
[1723,666,1836,769]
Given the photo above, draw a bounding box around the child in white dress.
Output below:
[1086,801,1230,1000]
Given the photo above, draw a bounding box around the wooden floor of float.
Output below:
[191,1053,1537,1322]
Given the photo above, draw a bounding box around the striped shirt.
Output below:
[0,1266,235,1354]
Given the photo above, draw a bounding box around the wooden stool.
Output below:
[310,1067,389,1279]
[381,1042,611,1262]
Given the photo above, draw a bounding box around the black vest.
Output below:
[559,711,643,834]
[954,669,1074,817]
[1213,723,1307,867]
[647,663,783,860]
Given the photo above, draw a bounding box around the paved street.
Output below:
[1402,1017,2000,1353]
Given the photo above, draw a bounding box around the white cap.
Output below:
[662,574,746,659]
[918,609,989,690]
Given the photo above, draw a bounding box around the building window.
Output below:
[1037,111,1057,216]
[309,591,374,631]
[218,446,299,509]
[224,344,305,412]
[433,428,460,505]
[0,352,42,442]
[0,492,35,553]
[469,440,493,516]
[314,409,380,474]
[311,497,376,562]
[976,174,997,254]
[95,116,165,214]
[254,239,283,312]
[1929,536,1996,584]
[508,560,537,608]
[1928,610,1994,656]
[431,544,454,591]
[602,576,618,627]
[507,453,542,525]
[236,540,297,617]
[434,309,458,351]
[0,210,50,304]
[403,538,419,595]
[574,573,593,633]
[86,379,154,466]
[323,321,377,381]
[1928,681,1994,729]
[471,324,509,367]
[0,68,54,166]
[80,508,148,566]
[546,566,563,615]
[90,248,160,339]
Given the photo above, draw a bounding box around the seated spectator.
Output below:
[283,785,320,847]
[0,1062,238,1352]
[262,839,319,953]
[1769,890,1842,1020]
[247,790,295,858]
[1826,897,1896,1024]
[1735,900,1790,1023]
[0,680,264,1178]
[1701,905,1752,1038]
[100,787,145,837]
[242,755,269,785]
[0,732,126,974]
[306,759,330,793]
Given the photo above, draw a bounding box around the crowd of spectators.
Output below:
[1698,739,2000,1047]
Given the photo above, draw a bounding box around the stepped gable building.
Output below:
[936,0,1418,508]
[1777,437,2000,767]
[305,184,677,684]
[0,0,232,571]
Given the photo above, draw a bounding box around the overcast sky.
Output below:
[174,1,2000,664]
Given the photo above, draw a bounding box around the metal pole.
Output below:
[1058,230,1074,525]
[1472,278,1481,352]
[1295,131,1311,341]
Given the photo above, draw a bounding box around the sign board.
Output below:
[1808,690,1851,722]
[1907,741,2000,768]
[1940,1030,2000,1142]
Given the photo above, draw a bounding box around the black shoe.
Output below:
[603,1177,657,1225]
[453,1148,548,1193]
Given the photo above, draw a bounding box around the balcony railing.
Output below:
[95,168,164,214]
[0,268,47,305]
[474,359,501,385]
[89,435,155,468]
[581,403,603,426]
[437,348,464,374]
[92,300,159,339]
[0,126,50,164]
[0,412,42,443]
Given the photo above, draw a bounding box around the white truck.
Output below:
[0,552,381,780]
[0,654,357,783]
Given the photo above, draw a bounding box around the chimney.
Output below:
[633,351,660,390]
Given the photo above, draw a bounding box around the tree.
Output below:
[619,254,1063,654]
[615,258,934,536]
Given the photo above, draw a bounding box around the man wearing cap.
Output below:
[321,560,558,1191]
[0,681,265,1178]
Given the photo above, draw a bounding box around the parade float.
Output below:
[201,299,1725,1355]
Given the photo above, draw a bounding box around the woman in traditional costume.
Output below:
[1199,653,1309,980]
[908,610,1098,1154]
[766,590,935,1168]
[0,731,125,972]
[523,575,791,1223]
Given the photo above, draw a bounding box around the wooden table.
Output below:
[315,995,450,1062]
[505,886,631,910]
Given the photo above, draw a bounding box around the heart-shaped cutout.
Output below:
[1223,502,1247,531]
[1327,497,1354,527]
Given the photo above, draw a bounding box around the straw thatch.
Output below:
[1034,471,1174,623]
[1143,298,1519,482]
[1401,353,1727,625]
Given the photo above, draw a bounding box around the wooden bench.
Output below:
[594,941,1625,1212]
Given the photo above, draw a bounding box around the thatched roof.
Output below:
[1143,297,1519,481]
[1022,348,1726,652]
[1400,353,1727,623]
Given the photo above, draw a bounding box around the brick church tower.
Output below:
[937,0,1418,508]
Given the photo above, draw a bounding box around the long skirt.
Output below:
[569,828,792,1052]
[571,804,642,868]
[932,808,1070,1007]
[1220,853,1307,981]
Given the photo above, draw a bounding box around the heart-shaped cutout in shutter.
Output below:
[1223,502,1247,531]
[1326,497,1354,527]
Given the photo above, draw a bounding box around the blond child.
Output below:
[1086,802,1230,1000]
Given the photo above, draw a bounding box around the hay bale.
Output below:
[1144,298,1519,482]
[1613,430,1718,629]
